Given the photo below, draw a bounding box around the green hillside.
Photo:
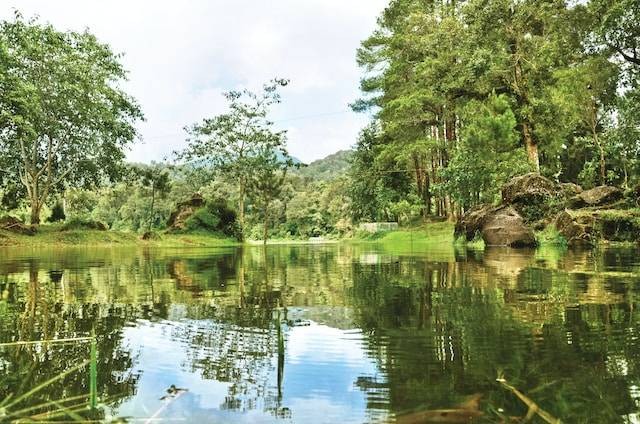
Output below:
[297,150,353,181]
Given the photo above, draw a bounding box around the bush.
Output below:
[47,201,65,223]
[61,218,108,231]
[184,199,242,240]
[65,189,98,221]
[536,225,568,246]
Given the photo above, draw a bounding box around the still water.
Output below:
[0,243,639,423]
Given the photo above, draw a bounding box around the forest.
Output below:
[0,0,639,244]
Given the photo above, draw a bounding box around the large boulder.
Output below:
[560,182,583,198]
[0,216,36,235]
[501,173,560,223]
[454,204,494,241]
[555,210,595,246]
[481,206,537,247]
[455,205,537,247]
[569,186,623,208]
[502,173,558,204]
[555,209,640,245]
[167,194,205,231]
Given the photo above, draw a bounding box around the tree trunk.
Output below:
[263,203,270,245]
[590,102,605,185]
[596,134,606,186]
[522,122,540,173]
[148,183,156,233]
[238,182,246,229]
[30,199,42,225]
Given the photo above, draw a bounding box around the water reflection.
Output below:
[0,243,638,422]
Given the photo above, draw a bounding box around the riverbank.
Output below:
[351,221,456,246]
[0,225,239,248]
[0,222,457,249]
[3,219,631,250]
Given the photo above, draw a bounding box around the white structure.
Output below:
[358,222,399,233]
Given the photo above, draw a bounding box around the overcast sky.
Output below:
[0,1,387,163]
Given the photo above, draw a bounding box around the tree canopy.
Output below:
[0,13,143,223]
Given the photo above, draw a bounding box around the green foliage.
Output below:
[536,226,568,247]
[180,78,291,229]
[349,123,410,223]
[184,200,242,240]
[0,13,143,224]
[64,189,98,222]
[440,94,531,208]
[352,0,637,219]
[47,201,65,223]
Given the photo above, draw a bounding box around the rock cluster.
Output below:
[456,173,638,247]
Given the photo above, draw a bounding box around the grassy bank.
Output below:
[351,221,455,246]
[0,225,239,248]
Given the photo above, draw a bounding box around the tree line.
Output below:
[1,2,638,240]
[349,0,639,221]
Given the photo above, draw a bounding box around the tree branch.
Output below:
[610,44,640,65]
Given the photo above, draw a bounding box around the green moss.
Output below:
[536,225,568,247]
[597,209,640,242]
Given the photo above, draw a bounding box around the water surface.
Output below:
[0,243,639,422]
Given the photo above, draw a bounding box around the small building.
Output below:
[358,222,399,233]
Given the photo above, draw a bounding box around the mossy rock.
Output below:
[598,210,640,242]
[501,173,563,223]
[568,186,623,209]
[454,204,494,241]
[0,216,36,235]
[502,173,558,204]
[555,208,640,245]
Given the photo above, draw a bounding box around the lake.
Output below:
[0,243,639,423]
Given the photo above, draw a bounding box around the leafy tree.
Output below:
[464,0,579,173]
[180,79,289,229]
[134,164,171,233]
[440,94,530,208]
[0,14,143,224]
[589,0,640,74]
[553,56,619,185]
[249,149,294,244]
[349,123,410,222]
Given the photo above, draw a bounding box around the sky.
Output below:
[0,1,387,164]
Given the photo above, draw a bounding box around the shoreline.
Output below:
[1,221,637,249]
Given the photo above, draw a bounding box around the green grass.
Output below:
[351,221,455,246]
[0,224,239,248]
[535,225,568,247]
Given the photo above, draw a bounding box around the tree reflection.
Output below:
[348,246,640,422]
[0,244,638,422]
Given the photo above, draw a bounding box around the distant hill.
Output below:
[296,150,353,181]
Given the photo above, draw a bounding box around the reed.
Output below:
[0,335,102,422]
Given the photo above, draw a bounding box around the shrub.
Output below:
[184,199,242,240]
[535,225,568,247]
[61,218,108,231]
[47,201,65,223]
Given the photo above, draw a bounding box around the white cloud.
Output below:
[1,0,387,163]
